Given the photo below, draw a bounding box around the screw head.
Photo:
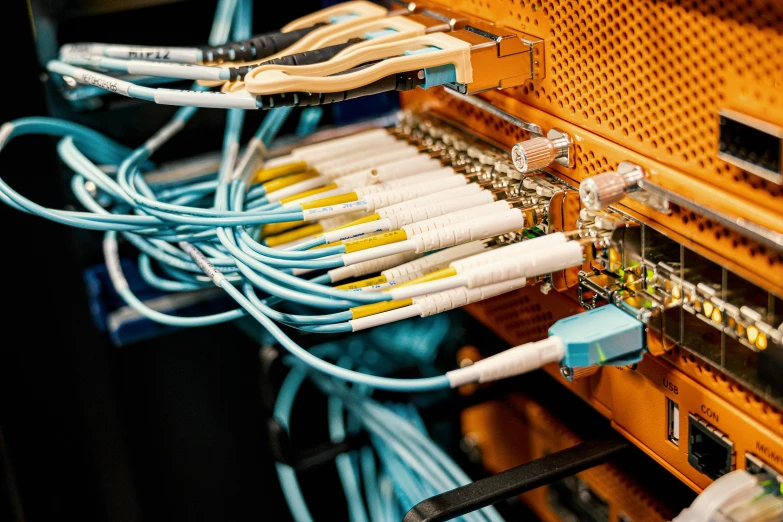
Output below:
[511,143,528,172]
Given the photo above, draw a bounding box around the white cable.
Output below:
[445,336,565,387]
[154,89,258,109]
[60,43,201,63]
[123,58,226,81]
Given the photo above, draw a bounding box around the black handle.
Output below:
[201,23,327,64]
[402,431,632,522]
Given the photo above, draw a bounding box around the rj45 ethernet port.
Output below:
[688,414,734,480]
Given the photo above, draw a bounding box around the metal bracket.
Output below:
[637,178,783,253]
[442,89,543,137]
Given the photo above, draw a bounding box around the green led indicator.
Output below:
[596,342,607,363]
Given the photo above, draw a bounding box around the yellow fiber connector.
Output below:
[350,298,413,319]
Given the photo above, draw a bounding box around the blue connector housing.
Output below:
[549,305,646,368]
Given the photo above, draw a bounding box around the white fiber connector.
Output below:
[288,129,397,162]
[315,143,420,178]
[445,336,565,387]
[354,168,456,197]
[383,241,487,283]
[410,209,526,254]
[380,191,496,229]
[451,232,568,272]
[267,132,402,170]
[401,201,511,236]
[320,191,496,244]
[413,278,524,316]
[340,209,526,267]
[327,252,420,283]
[376,184,483,215]
[334,156,443,189]
[387,240,583,300]
[463,241,584,288]
[362,176,468,213]
[281,167,455,209]
[290,128,392,156]
[344,242,489,293]
[348,277,527,331]
[301,177,469,221]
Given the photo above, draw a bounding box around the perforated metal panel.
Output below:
[424,0,783,213]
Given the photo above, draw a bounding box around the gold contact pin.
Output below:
[702,301,715,319]
[747,325,760,344]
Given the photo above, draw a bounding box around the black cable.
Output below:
[229,38,365,81]
[402,431,632,522]
[200,23,327,64]
[255,69,425,109]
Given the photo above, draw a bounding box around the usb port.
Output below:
[667,398,680,446]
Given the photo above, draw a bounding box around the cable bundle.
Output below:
[274,316,505,522]
[0,2,632,519]
[50,1,534,109]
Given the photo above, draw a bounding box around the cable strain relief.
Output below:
[446,336,565,388]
